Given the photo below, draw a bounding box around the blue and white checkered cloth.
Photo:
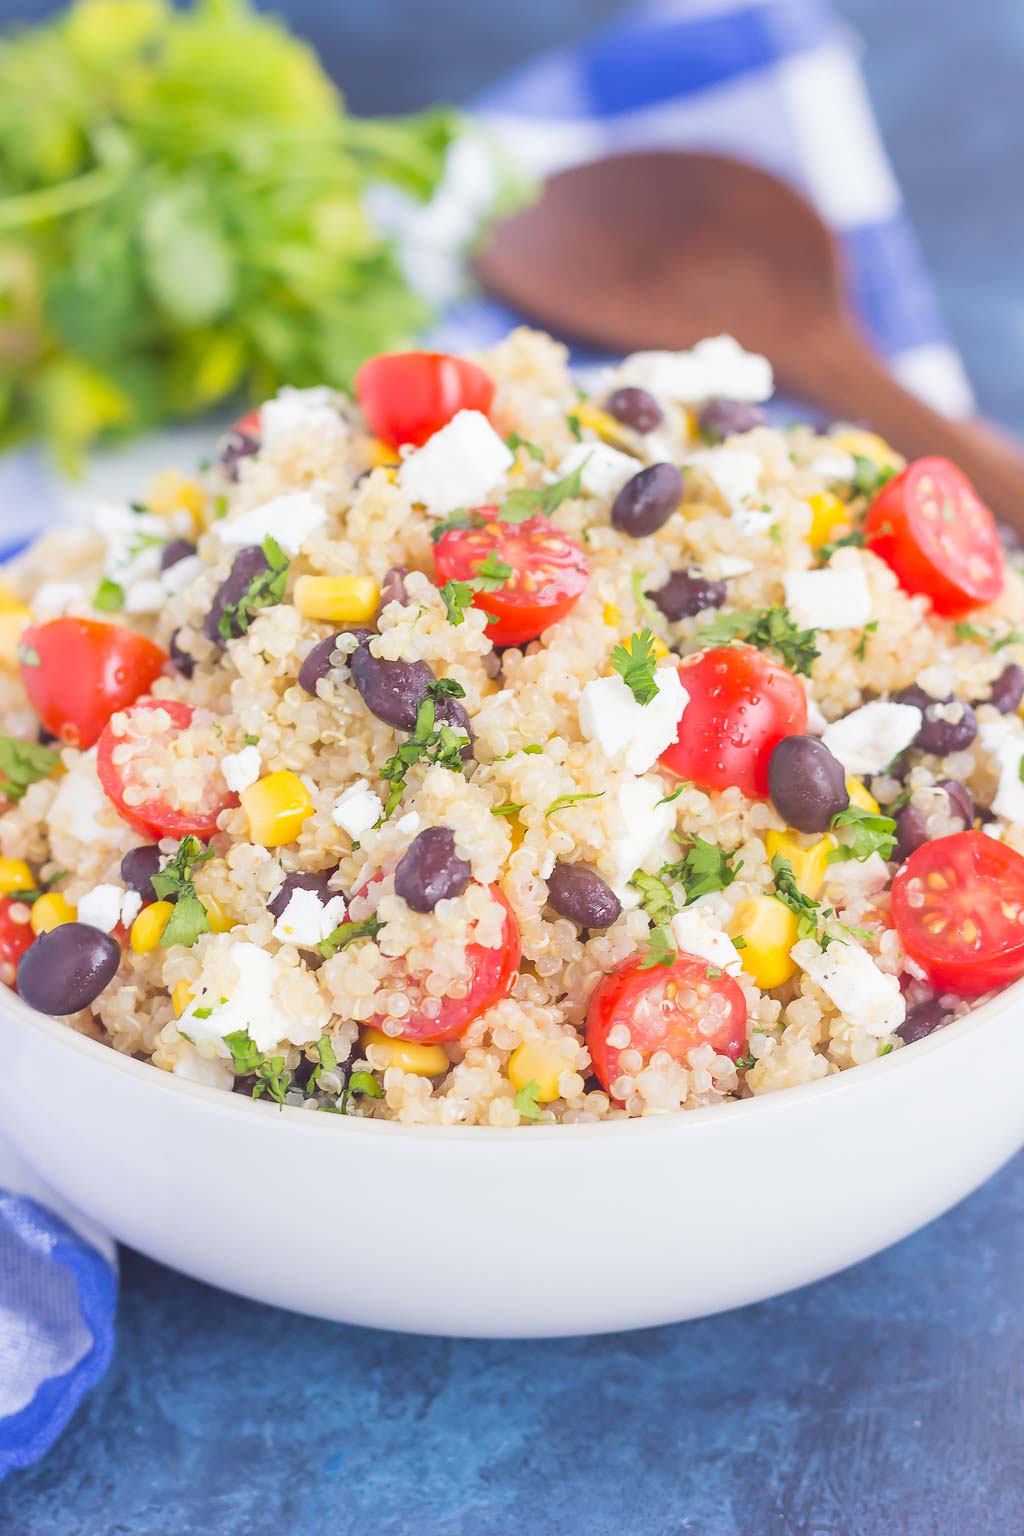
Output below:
[0,0,970,1480]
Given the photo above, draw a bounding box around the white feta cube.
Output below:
[332,779,383,839]
[216,490,327,556]
[685,448,764,521]
[616,336,773,403]
[579,668,688,776]
[822,701,921,776]
[180,941,323,1054]
[711,555,754,578]
[980,719,1024,824]
[33,581,86,617]
[794,939,905,1037]
[395,812,421,836]
[272,888,347,948]
[160,554,204,597]
[122,578,167,615]
[77,883,142,934]
[670,906,743,974]
[605,776,679,900]
[557,442,638,500]
[220,745,262,794]
[782,568,872,631]
[260,387,345,450]
[807,451,857,482]
[396,410,513,515]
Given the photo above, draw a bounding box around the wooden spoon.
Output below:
[475,150,1024,529]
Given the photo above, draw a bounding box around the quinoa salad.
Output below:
[3,330,1024,1126]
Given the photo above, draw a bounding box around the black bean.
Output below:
[892,685,977,755]
[298,629,374,697]
[203,545,271,645]
[767,736,849,833]
[37,726,58,746]
[221,430,260,482]
[648,568,727,622]
[936,778,974,827]
[160,539,197,572]
[121,845,164,904]
[17,924,121,1015]
[893,803,930,863]
[546,863,622,929]
[394,828,471,914]
[611,463,683,538]
[698,400,766,441]
[986,663,1024,715]
[349,645,473,755]
[169,630,195,679]
[378,566,409,612]
[896,998,950,1046]
[604,387,663,434]
[268,869,339,920]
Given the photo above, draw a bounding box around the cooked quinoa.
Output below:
[3,328,1024,1125]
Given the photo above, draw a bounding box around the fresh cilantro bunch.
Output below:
[0,0,507,466]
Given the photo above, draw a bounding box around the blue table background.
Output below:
[3,1,1024,1530]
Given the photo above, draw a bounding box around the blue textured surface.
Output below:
[3,1,1024,1529]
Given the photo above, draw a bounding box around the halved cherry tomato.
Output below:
[96,698,237,840]
[19,617,167,750]
[230,409,262,438]
[587,951,747,1098]
[366,882,520,1044]
[891,830,1024,996]
[433,514,589,647]
[864,457,1004,616]
[658,644,807,800]
[355,351,496,449]
[0,896,35,991]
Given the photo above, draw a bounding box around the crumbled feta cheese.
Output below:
[822,701,921,776]
[805,695,829,736]
[794,939,905,1037]
[397,409,514,515]
[395,812,421,836]
[260,387,345,450]
[332,779,383,839]
[122,578,166,615]
[782,568,872,631]
[33,581,85,616]
[807,451,856,482]
[980,719,1024,823]
[92,502,166,587]
[606,776,678,900]
[578,668,688,776]
[220,745,262,794]
[670,907,743,974]
[160,554,204,598]
[49,752,121,848]
[824,852,890,901]
[711,555,754,578]
[685,448,765,524]
[216,490,327,556]
[557,442,638,500]
[616,336,773,403]
[180,942,322,1054]
[77,883,142,933]
[272,889,346,948]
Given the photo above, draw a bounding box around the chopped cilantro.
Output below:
[16,642,40,668]
[878,1041,894,1057]
[505,431,545,463]
[339,1069,383,1114]
[656,782,690,807]
[318,914,383,960]
[0,734,60,803]
[639,926,676,970]
[93,576,125,612]
[771,854,822,941]
[217,535,288,640]
[611,629,660,705]
[545,790,604,816]
[768,523,782,545]
[151,836,214,949]
[500,458,588,523]
[243,733,260,747]
[378,678,470,820]
[191,1007,212,1021]
[513,1080,547,1121]
[705,965,723,979]
[663,835,741,903]
[733,934,747,950]
[828,804,897,863]
[490,803,524,817]
[474,551,514,588]
[853,620,878,662]
[439,579,477,626]
[223,1030,291,1106]
[816,529,864,564]
[566,412,583,442]
[494,744,543,761]
[696,604,820,678]
[735,1053,757,1070]
[631,570,658,623]
[439,551,513,626]
[430,509,473,544]
[851,456,896,499]
[953,621,989,643]
[629,868,677,927]
[307,1033,338,1093]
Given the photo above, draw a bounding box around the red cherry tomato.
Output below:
[368,882,520,1044]
[18,617,167,750]
[587,951,747,1098]
[891,830,1024,996]
[0,897,35,991]
[96,698,237,840]
[433,513,589,647]
[355,351,496,449]
[658,645,807,799]
[864,457,1005,616]
[230,408,262,438]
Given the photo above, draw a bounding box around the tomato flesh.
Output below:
[19,617,167,751]
[865,457,1005,616]
[587,951,747,1098]
[0,896,35,991]
[891,830,1024,996]
[355,351,496,450]
[96,698,237,840]
[658,644,807,799]
[369,882,520,1044]
[434,513,589,647]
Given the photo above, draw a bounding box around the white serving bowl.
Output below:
[1,981,1022,1338]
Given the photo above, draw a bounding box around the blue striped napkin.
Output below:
[0,0,968,1478]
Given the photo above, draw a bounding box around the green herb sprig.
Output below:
[378,678,469,821]
[696,605,820,678]
[151,835,214,949]
[0,734,60,803]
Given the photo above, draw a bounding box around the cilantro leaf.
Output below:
[473,551,514,589]
[544,791,604,816]
[160,892,211,950]
[663,835,740,903]
[828,804,897,863]
[377,678,469,820]
[318,914,383,960]
[500,458,588,523]
[771,855,823,941]
[217,536,289,640]
[853,619,878,663]
[816,529,864,564]
[696,604,820,678]
[439,579,476,626]
[0,734,60,803]
[151,835,214,949]
[611,629,660,705]
[639,926,676,969]
[629,868,677,928]
[490,803,524,817]
[505,431,545,463]
[513,1080,547,1121]
[339,1069,384,1114]
[851,456,896,499]
[657,782,690,807]
[566,412,583,442]
[438,552,512,627]
[222,1031,292,1106]
[93,576,125,612]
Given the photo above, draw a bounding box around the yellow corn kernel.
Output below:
[728,896,799,989]
[366,438,400,469]
[171,981,193,1018]
[0,858,35,897]
[651,636,670,660]
[294,575,380,625]
[806,491,849,549]
[764,831,835,899]
[130,900,174,954]
[830,427,897,469]
[361,1026,448,1077]
[30,892,77,936]
[143,470,206,527]
[508,1040,565,1103]
[0,605,32,669]
[204,894,233,934]
[573,400,634,450]
[846,777,879,815]
[240,771,314,847]
[602,602,622,627]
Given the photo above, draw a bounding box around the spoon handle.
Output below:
[775,319,1024,531]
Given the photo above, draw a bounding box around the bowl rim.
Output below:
[1,971,1017,1145]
